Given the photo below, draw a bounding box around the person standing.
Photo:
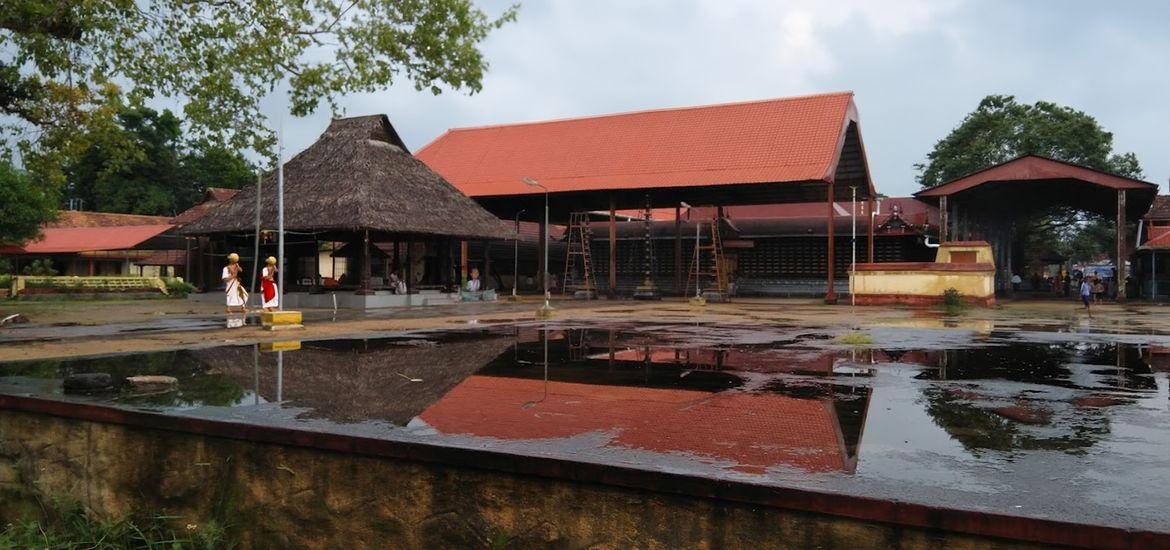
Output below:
[261,256,279,312]
[1080,276,1093,318]
[222,253,249,314]
[1010,273,1022,293]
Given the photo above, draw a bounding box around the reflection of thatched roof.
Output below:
[177,115,509,240]
[194,336,512,424]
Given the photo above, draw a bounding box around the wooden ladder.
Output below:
[685,215,728,298]
[562,211,597,294]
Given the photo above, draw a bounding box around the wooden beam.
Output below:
[824,183,838,304]
[867,198,875,263]
[609,196,617,298]
[674,205,682,294]
[939,195,949,243]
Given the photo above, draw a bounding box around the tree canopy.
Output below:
[916,95,1143,188]
[1,0,517,170]
[0,160,57,246]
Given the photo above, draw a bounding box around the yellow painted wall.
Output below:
[851,270,995,299]
[935,243,995,264]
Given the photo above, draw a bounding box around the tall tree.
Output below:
[0,159,56,246]
[1,0,517,182]
[916,95,1143,187]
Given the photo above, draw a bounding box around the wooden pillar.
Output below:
[484,240,493,289]
[314,236,321,288]
[1117,189,1128,300]
[674,205,682,294]
[824,182,838,304]
[357,230,373,295]
[392,241,400,275]
[405,239,413,292]
[609,196,617,298]
[460,240,468,286]
[866,198,875,263]
[938,196,949,243]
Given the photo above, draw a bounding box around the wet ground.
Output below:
[2,318,1168,533]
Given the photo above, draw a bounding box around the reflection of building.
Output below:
[193,337,513,424]
[421,376,866,474]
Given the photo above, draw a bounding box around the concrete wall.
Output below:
[851,268,996,305]
[0,407,1105,549]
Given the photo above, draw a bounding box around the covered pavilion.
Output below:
[914,155,1158,298]
[177,115,509,301]
[417,91,877,303]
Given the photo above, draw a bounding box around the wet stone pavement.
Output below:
[1,320,1169,534]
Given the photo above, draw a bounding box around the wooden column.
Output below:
[392,241,400,275]
[938,196,949,243]
[609,196,617,298]
[867,198,875,263]
[824,182,838,304]
[1117,189,1128,300]
[405,239,413,292]
[674,205,682,294]
[460,240,468,286]
[484,241,493,289]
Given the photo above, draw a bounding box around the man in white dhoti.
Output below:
[222,253,249,314]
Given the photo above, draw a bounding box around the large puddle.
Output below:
[1,321,1168,532]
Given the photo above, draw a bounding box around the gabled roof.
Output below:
[916,155,1156,197]
[0,225,173,254]
[177,115,510,240]
[416,91,875,209]
[1139,226,1170,250]
[171,188,239,225]
[1145,196,1170,221]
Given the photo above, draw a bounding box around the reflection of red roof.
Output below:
[417,92,860,197]
[420,376,848,474]
[606,348,836,374]
[48,210,171,228]
[0,225,173,254]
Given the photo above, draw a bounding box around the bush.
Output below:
[0,274,11,290]
[942,287,965,314]
[0,256,12,274]
[21,258,57,276]
[166,278,197,297]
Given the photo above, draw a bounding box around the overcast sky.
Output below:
[263,0,1170,199]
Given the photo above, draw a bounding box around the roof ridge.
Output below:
[441,91,854,133]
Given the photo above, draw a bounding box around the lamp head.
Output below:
[523,177,539,187]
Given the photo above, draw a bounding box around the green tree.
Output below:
[64,105,257,216]
[916,95,1144,187]
[1,1,517,159]
[0,159,56,246]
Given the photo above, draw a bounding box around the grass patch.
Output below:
[0,500,229,549]
[942,287,965,315]
[834,330,873,346]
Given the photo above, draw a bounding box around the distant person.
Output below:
[1093,277,1105,304]
[388,272,407,294]
[1062,272,1071,297]
[1080,276,1093,318]
[261,256,279,312]
[466,267,482,292]
[222,253,248,314]
[1011,273,1022,293]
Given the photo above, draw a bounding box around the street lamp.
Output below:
[523,177,552,314]
[512,209,525,299]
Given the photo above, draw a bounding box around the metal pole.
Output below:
[513,209,524,297]
[276,350,283,402]
[543,190,550,308]
[695,212,701,298]
[851,186,857,307]
[250,170,262,308]
[277,125,285,311]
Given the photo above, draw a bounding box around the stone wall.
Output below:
[0,409,1071,549]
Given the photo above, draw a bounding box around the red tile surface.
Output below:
[0,225,173,254]
[417,92,856,197]
[420,376,847,473]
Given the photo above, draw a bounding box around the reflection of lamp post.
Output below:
[512,209,525,300]
[523,177,553,316]
[522,327,550,409]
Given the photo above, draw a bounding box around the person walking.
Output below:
[1080,276,1094,319]
[261,256,279,312]
[222,253,249,314]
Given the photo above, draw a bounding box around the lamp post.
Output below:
[523,177,552,315]
[850,186,857,307]
[681,202,705,304]
[512,209,525,299]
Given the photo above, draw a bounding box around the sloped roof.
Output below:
[0,225,173,254]
[48,210,171,228]
[1139,227,1170,250]
[1145,196,1170,221]
[416,91,874,207]
[177,115,510,240]
[419,376,850,474]
[171,188,239,225]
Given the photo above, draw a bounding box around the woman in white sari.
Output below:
[222,253,249,314]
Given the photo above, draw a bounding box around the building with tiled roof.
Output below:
[0,210,179,277]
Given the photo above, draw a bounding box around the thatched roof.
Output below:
[194,335,513,425]
[177,115,509,240]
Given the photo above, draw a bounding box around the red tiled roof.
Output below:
[419,376,847,474]
[915,155,1156,197]
[1140,227,1170,250]
[0,225,173,254]
[171,188,240,225]
[48,210,171,228]
[1146,196,1170,221]
[135,249,187,266]
[417,92,859,197]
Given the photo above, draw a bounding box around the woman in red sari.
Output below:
[261,256,279,311]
